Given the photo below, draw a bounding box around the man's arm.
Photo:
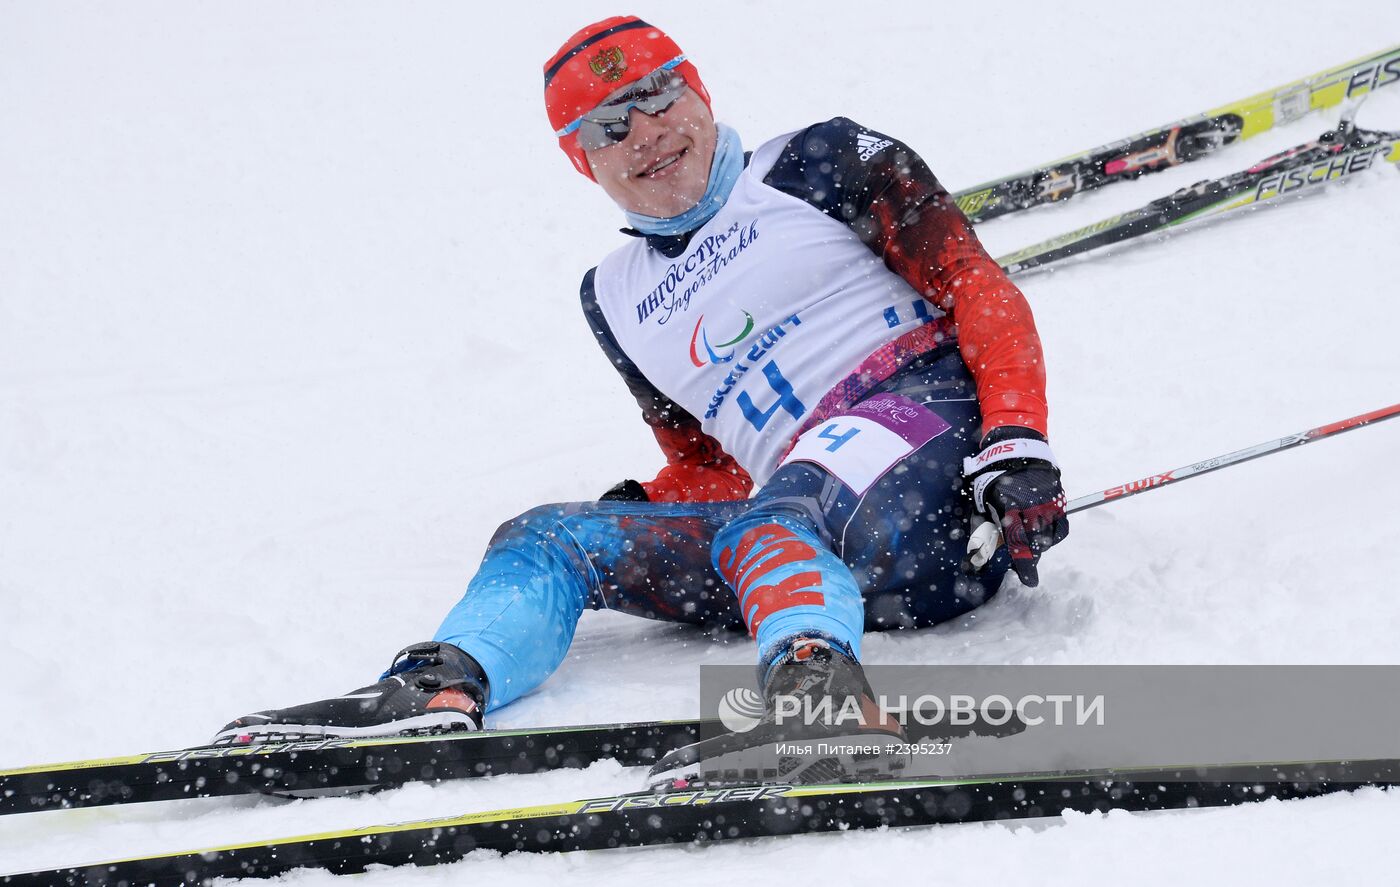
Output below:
[763,119,1065,584]
[580,269,753,503]
[762,118,1046,437]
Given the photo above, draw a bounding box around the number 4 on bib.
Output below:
[738,361,806,431]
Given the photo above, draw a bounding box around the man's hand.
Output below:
[962,429,1068,587]
[600,479,649,502]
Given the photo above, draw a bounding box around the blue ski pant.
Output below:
[434,350,1009,711]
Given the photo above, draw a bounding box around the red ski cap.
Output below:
[544,15,711,180]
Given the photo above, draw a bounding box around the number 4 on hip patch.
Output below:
[780,394,950,495]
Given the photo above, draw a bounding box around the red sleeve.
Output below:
[876,189,1048,436]
[762,119,1049,438]
[641,422,753,503]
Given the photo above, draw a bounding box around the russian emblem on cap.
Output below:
[545,17,711,180]
[588,46,627,82]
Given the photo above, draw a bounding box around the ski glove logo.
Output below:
[963,434,1069,587]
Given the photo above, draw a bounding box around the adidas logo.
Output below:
[856,132,894,162]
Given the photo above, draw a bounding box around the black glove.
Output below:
[962,428,1069,587]
[600,479,649,502]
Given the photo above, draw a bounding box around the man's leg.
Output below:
[711,507,866,681]
[646,498,898,787]
[648,353,1004,784]
[435,500,746,711]
[708,350,1005,679]
[213,498,745,742]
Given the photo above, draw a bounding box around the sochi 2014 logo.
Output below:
[689,310,755,367]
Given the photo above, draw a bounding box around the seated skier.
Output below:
[216,16,1068,783]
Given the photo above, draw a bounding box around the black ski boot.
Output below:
[212,641,487,745]
[648,638,908,788]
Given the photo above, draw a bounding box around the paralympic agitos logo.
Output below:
[689,309,755,367]
[634,220,760,326]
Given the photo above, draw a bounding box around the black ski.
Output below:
[6,758,1395,885]
[996,120,1399,275]
[953,44,1400,222]
[0,715,1009,816]
[0,720,705,817]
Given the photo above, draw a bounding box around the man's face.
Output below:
[583,87,717,219]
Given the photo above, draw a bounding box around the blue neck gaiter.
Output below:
[624,123,743,237]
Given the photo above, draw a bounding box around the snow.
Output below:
[3,1,1399,883]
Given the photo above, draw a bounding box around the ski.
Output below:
[0,719,708,817]
[0,714,1008,817]
[996,119,1399,275]
[5,757,1395,885]
[954,44,1400,223]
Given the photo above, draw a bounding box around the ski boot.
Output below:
[648,638,908,788]
[212,641,487,745]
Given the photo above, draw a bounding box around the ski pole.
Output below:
[1066,401,1400,515]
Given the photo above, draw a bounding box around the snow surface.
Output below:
[3,1,1400,883]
